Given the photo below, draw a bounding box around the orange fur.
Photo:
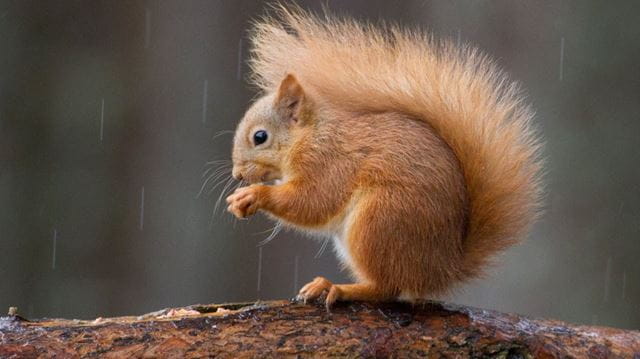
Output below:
[226,6,543,306]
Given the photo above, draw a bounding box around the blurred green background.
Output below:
[1,1,638,329]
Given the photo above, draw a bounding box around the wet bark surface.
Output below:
[1,300,638,358]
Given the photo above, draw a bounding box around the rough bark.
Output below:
[0,300,638,358]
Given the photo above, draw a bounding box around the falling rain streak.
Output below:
[603,256,612,303]
[52,229,57,269]
[99,98,104,142]
[257,247,263,293]
[202,80,208,123]
[622,271,627,300]
[139,186,145,231]
[559,37,565,81]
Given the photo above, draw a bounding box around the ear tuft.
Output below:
[275,74,305,123]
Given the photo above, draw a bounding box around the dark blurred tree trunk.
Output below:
[1,300,638,358]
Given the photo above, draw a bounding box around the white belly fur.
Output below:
[316,197,359,274]
[278,195,359,273]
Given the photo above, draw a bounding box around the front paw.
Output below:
[226,186,262,218]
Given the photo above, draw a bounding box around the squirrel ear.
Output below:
[275,74,305,125]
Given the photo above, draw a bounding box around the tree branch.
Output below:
[1,300,638,357]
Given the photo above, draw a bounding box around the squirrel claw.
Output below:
[297,277,334,307]
[325,285,341,311]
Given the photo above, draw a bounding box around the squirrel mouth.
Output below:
[239,164,281,185]
[259,171,281,186]
[241,171,274,185]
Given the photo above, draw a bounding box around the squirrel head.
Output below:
[231,74,312,184]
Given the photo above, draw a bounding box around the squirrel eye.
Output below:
[253,130,268,146]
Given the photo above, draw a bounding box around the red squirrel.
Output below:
[225,7,543,309]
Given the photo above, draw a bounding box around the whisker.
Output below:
[233,180,244,191]
[255,224,280,235]
[197,169,231,199]
[210,176,234,229]
[204,159,231,166]
[202,160,231,172]
[213,176,236,216]
[201,163,231,180]
[207,173,235,195]
[258,221,283,247]
[202,161,231,174]
[212,130,235,140]
[315,237,331,258]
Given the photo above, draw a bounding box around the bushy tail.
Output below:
[249,5,544,279]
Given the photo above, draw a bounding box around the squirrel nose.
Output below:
[232,170,243,181]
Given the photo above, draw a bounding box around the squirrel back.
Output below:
[248,6,543,281]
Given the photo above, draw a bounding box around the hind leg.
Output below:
[298,187,464,308]
[297,277,392,311]
[296,193,403,309]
